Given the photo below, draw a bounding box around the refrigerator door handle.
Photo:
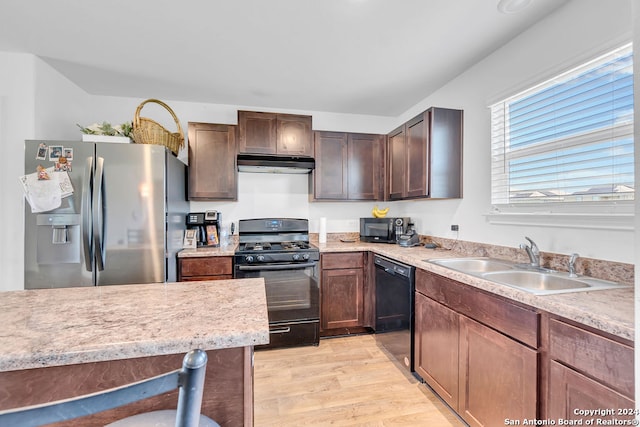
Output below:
[81,156,94,272]
[93,157,106,271]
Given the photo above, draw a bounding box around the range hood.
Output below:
[237,154,315,174]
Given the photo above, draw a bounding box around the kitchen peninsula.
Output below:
[0,279,269,426]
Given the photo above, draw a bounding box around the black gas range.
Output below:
[234,218,320,350]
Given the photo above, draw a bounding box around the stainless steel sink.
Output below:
[425,257,629,295]
[425,257,517,273]
[482,270,628,295]
[481,271,585,294]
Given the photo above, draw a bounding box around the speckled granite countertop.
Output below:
[315,241,634,342]
[0,279,269,373]
[175,240,634,342]
[178,245,237,257]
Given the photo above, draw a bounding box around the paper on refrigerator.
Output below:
[19,166,74,213]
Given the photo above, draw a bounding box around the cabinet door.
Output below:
[321,268,364,330]
[238,111,277,154]
[313,132,348,199]
[459,316,537,427]
[414,292,460,411]
[548,360,634,422]
[187,122,237,200]
[277,114,313,156]
[388,125,406,200]
[405,113,429,198]
[430,107,463,199]
[348,133,384,200]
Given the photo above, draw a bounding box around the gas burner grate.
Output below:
[281,241,310,250]
[244,242,272,251]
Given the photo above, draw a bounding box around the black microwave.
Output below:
[360,217,410,243]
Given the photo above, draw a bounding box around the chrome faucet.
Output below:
[519,237,540,268]
[568,253,579,277]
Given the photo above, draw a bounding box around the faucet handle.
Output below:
[524,236,538,251]
[568,253,579,277]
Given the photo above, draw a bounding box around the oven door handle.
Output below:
[237,262,317,271]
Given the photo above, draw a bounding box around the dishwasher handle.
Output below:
[374,255,414,279]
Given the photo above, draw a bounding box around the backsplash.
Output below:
[312,233,635,286]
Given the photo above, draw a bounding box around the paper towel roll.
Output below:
[319,217,327,243]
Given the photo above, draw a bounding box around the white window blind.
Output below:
[490,44,634,206]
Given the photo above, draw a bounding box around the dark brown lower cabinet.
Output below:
[414,292,459,410]
[414,268,635,425]
[320,252,365,334]
[548,360,634,422]
[178,256,234,281]
[413,269,538,426]
[459,316,537,427]
[546,317,634,421]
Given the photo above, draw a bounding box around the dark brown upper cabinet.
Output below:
[238,111,313,157]
[387,107,463,200]
[187,122,237,200]
[313,131,384,201]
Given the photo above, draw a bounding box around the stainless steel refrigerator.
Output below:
[24,140,188,289]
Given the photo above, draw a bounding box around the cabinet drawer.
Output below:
[180,257,233,277]
[321,252,364,269]
[549,318,634,398]
[258,321,319,350]
[416,269,539,348]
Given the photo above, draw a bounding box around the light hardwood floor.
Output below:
[254,335,465,426]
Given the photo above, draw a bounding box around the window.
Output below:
[490,44,633,206]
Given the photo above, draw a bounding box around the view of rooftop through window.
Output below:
[490,44,634,205]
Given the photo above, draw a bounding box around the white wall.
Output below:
[195,0,635,264]
[0,0,636,291]
[0,54,92,291]
[392,0,635,263]
[0,53,35,291]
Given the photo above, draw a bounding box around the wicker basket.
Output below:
[131,99,184,155]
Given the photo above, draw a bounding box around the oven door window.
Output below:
[235,263,319,323]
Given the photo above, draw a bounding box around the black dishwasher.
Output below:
[373,254,415,372]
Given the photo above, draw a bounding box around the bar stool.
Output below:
[0,349,219,427]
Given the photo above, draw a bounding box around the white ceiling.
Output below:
[0,0,568,117]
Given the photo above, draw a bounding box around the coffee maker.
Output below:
[398,222,420,247]
[186,211,221,247]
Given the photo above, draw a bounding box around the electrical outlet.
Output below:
[451,224,459,231]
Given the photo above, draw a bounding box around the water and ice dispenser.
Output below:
[35,213,81,264]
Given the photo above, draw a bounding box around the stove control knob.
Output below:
[292,253,301,261]
[245,255,254,263]
[302,253,310,260]
[257,255,265,262]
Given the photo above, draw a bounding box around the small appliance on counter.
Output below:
[186,210,221,246]
[360,217,410,243]
[398,222,420,247]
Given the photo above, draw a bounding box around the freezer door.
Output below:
[95,143,167,285]
[24,140,95,289]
